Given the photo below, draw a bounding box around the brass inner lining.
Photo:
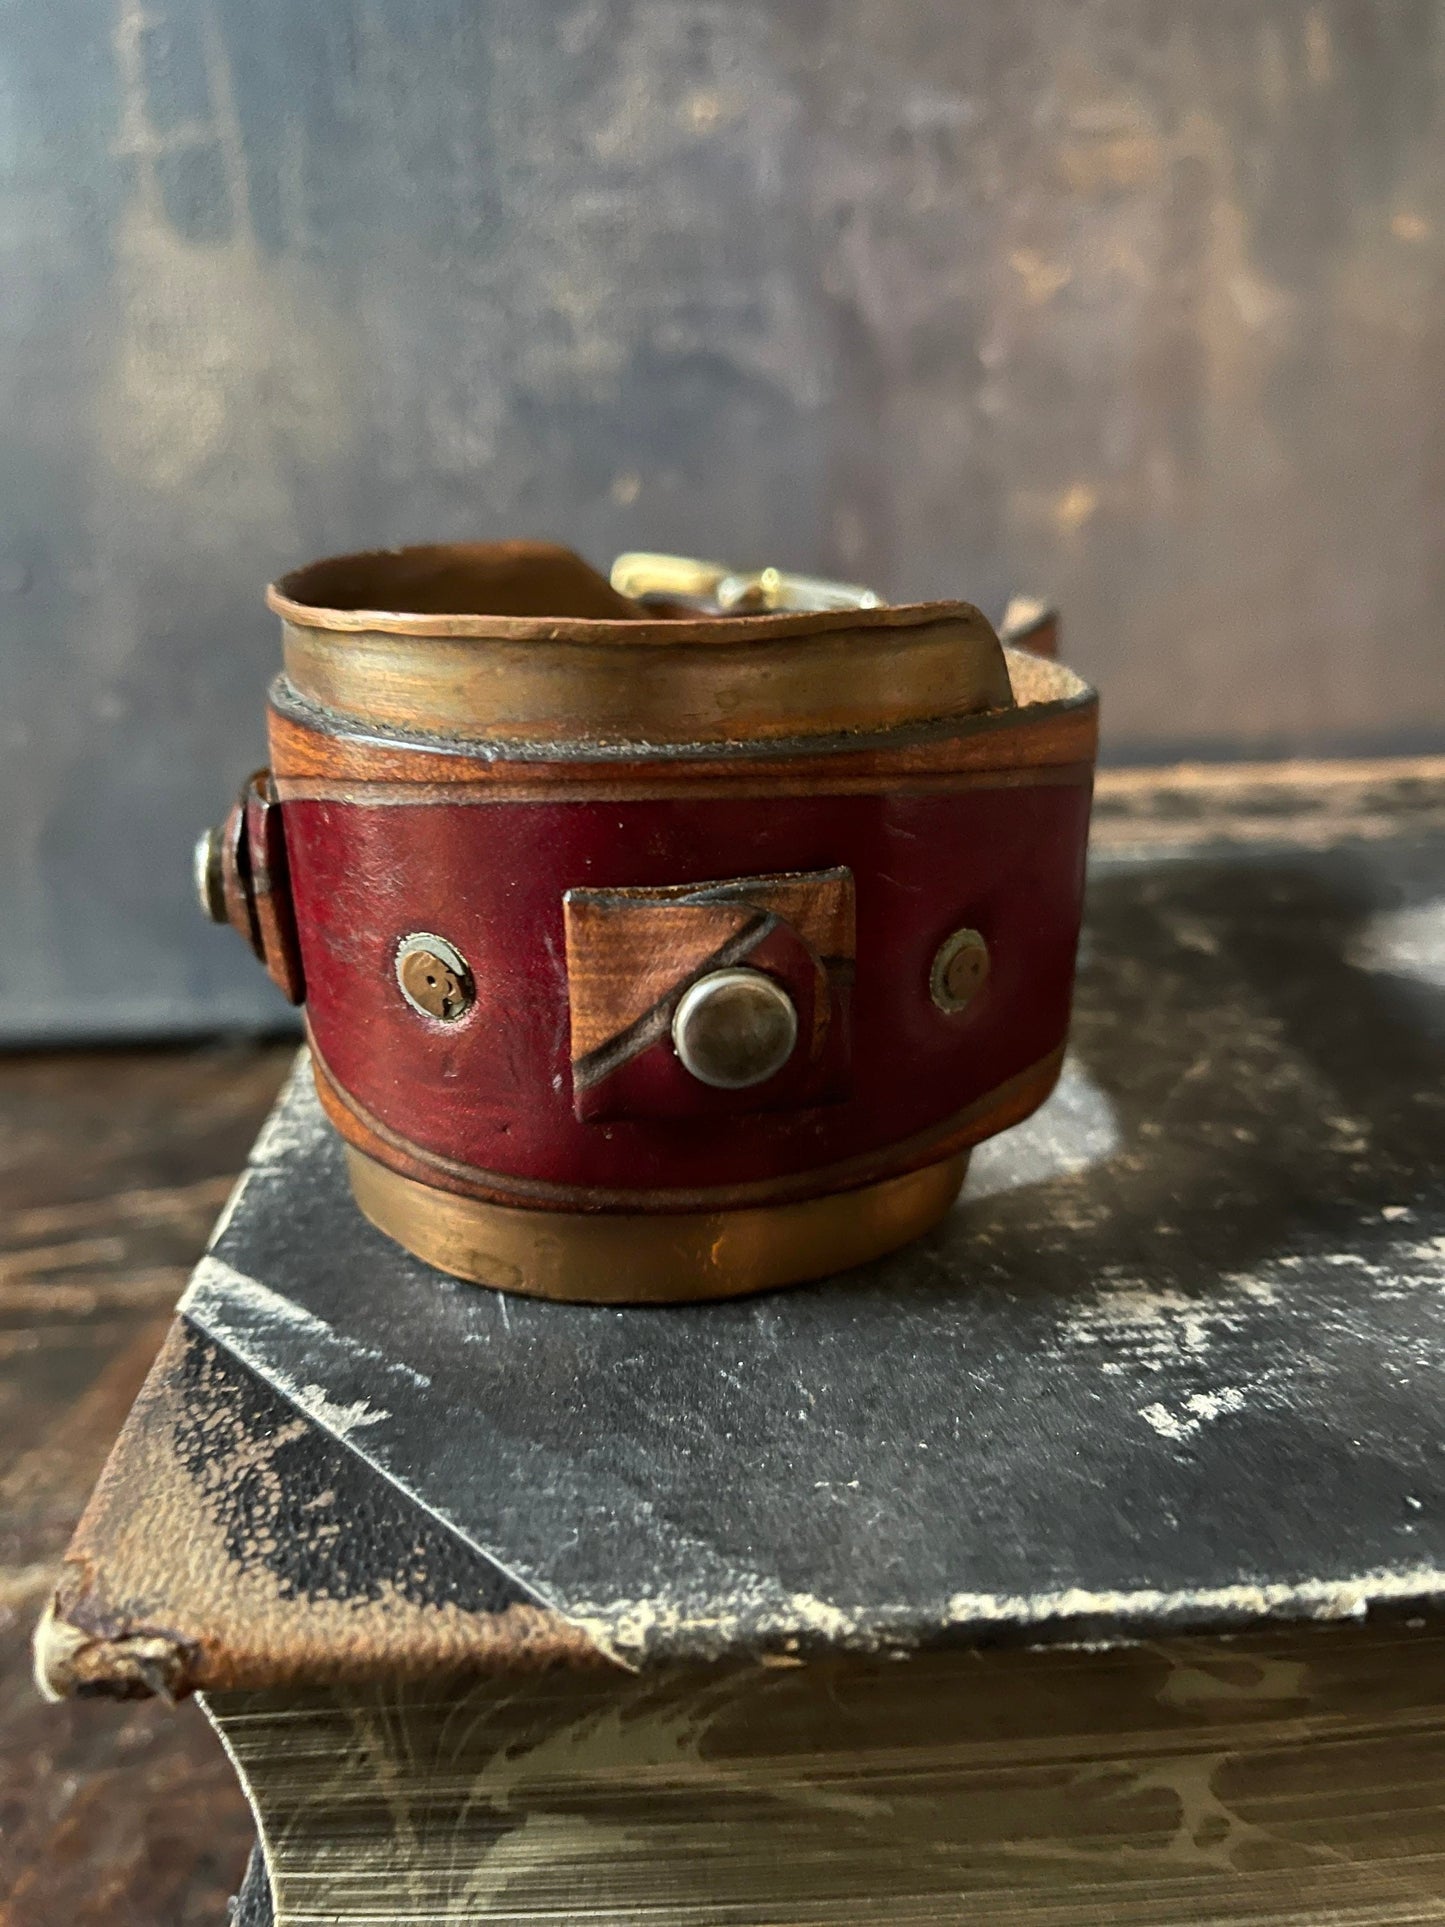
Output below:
[268,541,1026,747]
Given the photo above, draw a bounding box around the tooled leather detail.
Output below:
[308,1032,1067,1214]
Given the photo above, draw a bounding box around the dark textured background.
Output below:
[0,1043,291,1926]
[3,0,1443,1040]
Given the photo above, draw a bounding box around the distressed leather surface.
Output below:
[37,1319,608,1702]
[286,780,1092,1202]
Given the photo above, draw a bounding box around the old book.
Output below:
[37,762,1445,1925]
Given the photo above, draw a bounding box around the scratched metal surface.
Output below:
[180,782,1445,1662]
[4,2,1445,1040]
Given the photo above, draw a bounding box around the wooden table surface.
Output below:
[0,1043,295,1927]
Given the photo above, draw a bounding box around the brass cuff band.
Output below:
[346,1146,970,1304]
[267,541,1018,748]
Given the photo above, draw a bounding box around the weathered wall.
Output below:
[2,0,1443,1038]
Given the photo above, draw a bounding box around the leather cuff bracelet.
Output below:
[197,541,1097,1303]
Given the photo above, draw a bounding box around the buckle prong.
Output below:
[611,551,881,615]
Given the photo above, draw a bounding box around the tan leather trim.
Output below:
[274,761,1096,808]
[266,659,1097,790]
[308,1033,1065,1214]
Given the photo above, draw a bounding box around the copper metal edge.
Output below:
[266,541,1097,748]
[345,1144,970,1303]
[267,539,1031,744]
[275,613,1023,746]
[267,562,988,642]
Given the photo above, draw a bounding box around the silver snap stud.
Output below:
[672,967,798,1090]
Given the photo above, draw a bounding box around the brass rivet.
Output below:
[672,968,798,1090]
[396,933,474,1021]
[931,927,989,1013]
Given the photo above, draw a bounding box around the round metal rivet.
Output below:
[672,967,799,1090]
[931,927,989,1013]
[396,933,474,1021]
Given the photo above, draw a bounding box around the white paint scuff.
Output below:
[942,1566,1445,1631]
[296,1385,390,1440]
[570,1561,1445,1666]
[1056,1272,1278,1370]
[1140,1387,1247,1440]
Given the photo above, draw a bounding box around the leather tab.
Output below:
[243,772,305,1006]
[563,869,854,1123]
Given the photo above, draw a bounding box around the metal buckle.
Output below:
[611,551,881,615]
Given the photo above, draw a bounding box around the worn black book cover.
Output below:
[37,765,1445,1924]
